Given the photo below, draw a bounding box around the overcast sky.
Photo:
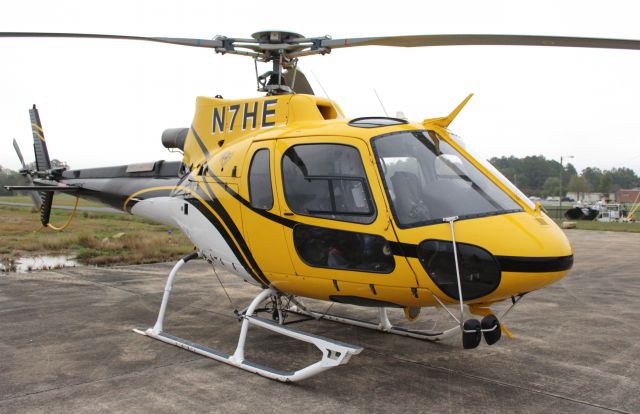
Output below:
[1,0,639,174]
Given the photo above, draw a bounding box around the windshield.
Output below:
[448,132,535,210]
[371,130,522,228]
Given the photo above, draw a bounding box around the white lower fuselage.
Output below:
[131,196,255,284]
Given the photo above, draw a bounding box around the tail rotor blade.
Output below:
[12,138,42,210]
[28,186,43,210]
[12,138,27,169]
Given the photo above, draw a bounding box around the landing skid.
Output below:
[289,303,460,342]
[134,254,362,382]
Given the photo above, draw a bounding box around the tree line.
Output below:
[489,155,640,197]
[0,166,26,196]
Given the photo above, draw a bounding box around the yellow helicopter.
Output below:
[4,30,639,382]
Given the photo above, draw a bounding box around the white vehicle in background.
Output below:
[597,204,629,222]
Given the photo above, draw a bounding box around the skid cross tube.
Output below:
[134,256,362,382]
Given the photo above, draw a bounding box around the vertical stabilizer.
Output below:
[29,105,54,226]
[29,104,51,171]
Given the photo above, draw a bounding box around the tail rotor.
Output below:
[12,138,42,210]
[5,105,77,229]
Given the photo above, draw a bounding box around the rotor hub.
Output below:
[251,31,305,44]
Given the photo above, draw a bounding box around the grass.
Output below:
[554,219,640,233]
[0,205,194,269]
[0,194,104,208]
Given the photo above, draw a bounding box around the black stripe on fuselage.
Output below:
[190,127,273,285]
[390,239,572,273]
[195,181,271,286]
[191,126,209,158]
[190,125,296,228]
[389,242,418,258]
[203,180,572,275]
[204,170,297,228]
[496,255,574,273]
[186,196,268,287]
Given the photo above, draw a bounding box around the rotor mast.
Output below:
[214,31,331,95]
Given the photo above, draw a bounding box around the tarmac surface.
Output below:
[0,230,638,413]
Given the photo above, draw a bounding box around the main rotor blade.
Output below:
[283,67,315,95]
[0,32,223,49]
[321,34,640,51]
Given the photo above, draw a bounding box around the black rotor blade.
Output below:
[12,138,42,210]
[283,67,315,95]
[0,32,223,49]
[321,34,640,51]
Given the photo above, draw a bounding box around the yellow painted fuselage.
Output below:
[128,93,573,311]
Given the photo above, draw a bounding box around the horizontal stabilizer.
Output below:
[4,185,79,192]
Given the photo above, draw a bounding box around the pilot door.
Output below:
[240,141,295,280]
[273,136,419,304]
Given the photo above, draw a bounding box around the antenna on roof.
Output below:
[373,89,389,116]
[311,70,331,100]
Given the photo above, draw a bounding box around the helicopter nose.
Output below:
[416,212,573,303]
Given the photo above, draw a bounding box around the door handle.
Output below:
[283,210,294,216]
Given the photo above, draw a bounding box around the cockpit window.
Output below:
[248,149,273,210]
[371,130,522,228]
[282,143,376,224]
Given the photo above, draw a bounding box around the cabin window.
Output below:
[248,149,273,210]
[282,144,375,224]
[293,224,394,273]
